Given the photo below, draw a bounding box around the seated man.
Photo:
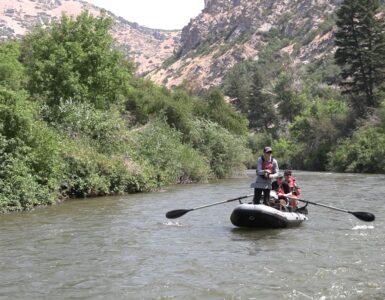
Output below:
[283,170,301,208]
[271,174,291,210]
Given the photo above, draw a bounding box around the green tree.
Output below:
[203,88,248,135]
[222,61,252,113]
[223,62,277,134]
[274,74,306,123]
[0,41,25,90]
[248,69,277,134]
[21,11,133,109]
[189,119,251,178]
[130,119,210,184]
[0,88,63,211]
[334,0,385,115]
[327,127,385,173]
[328,99,385,173]
[289,98,348,170]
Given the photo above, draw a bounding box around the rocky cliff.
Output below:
[148,0,345,89]
[0,0,180,75]
[2,0,384,91]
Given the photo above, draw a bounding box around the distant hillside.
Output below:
[0,0,180,74]
[148,0,346,89]
[2,0,384,91]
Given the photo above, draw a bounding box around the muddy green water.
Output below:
[0,171,384,299]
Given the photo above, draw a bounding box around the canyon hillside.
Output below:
[2,0,384,90]
[149,0,346,89]
[0,0,180,75]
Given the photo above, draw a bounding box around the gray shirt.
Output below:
[250,156,279,189]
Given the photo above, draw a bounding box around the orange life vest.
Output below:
[276,184,286,196]
[287,178,300,196]
[260,156,273,179]
[261,156,273,171]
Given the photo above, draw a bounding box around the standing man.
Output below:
[251,146,279,205]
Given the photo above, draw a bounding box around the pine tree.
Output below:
[334,0,385,116]
[248,69,277,134]
[223,61,277,133]
[222,60,253,114]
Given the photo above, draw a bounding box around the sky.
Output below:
[85,0,205,30]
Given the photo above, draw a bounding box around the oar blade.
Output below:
[165,209,191,219]
[350,211,375,222]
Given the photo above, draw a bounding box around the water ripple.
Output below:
[0,171,384,299]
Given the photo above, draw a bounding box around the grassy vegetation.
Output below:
[0,13,250,212]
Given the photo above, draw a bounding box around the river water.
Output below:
[0,171,384,300]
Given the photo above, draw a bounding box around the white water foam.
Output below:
[163,220,184,226]
[352,225,374,230]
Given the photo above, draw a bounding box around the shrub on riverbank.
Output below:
[189,119,252,178]
[60,138,156,197]
[129,119,212,184]
[0,13,250,212]
[0,88,61,212]
[327,101,385,173]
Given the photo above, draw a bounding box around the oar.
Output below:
[288,197,375,222]
[165,194,254,219]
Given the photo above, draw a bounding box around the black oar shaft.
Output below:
[191,194,254,211]
[296,198,349,213]
[165,193,254,219]
[289,197,375,222]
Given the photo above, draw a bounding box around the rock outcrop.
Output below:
[0,0,180,75]
[2,0,384,91]
[148,0,345,89]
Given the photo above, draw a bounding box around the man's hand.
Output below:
[263,170,271,178]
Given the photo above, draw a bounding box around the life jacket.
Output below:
[282,176,301,208]
[287,177,301,196]
[261,155,273,171]
[275,181,287,195]
[276,185,285,195]
[259,155,273,179]
[276,184,288,201]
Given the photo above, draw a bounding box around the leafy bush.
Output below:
[0,89,62,211]
[328,127,385,173]
[289,97,348,170]
[0,88,63,184]
[61,138,156,197]
[126,79,196,136]
[0,136,57,212]
[189,119,251,178]
[328,100,385,173]
[202,88,248,135]
[271,138,304,170]
[41,99,128,154]
[127,80,249,138]
[0,41,25,90]
[129,119,211,184]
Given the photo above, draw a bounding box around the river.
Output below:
[0,171,384,299]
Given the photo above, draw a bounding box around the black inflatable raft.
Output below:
[230,203,308,229]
